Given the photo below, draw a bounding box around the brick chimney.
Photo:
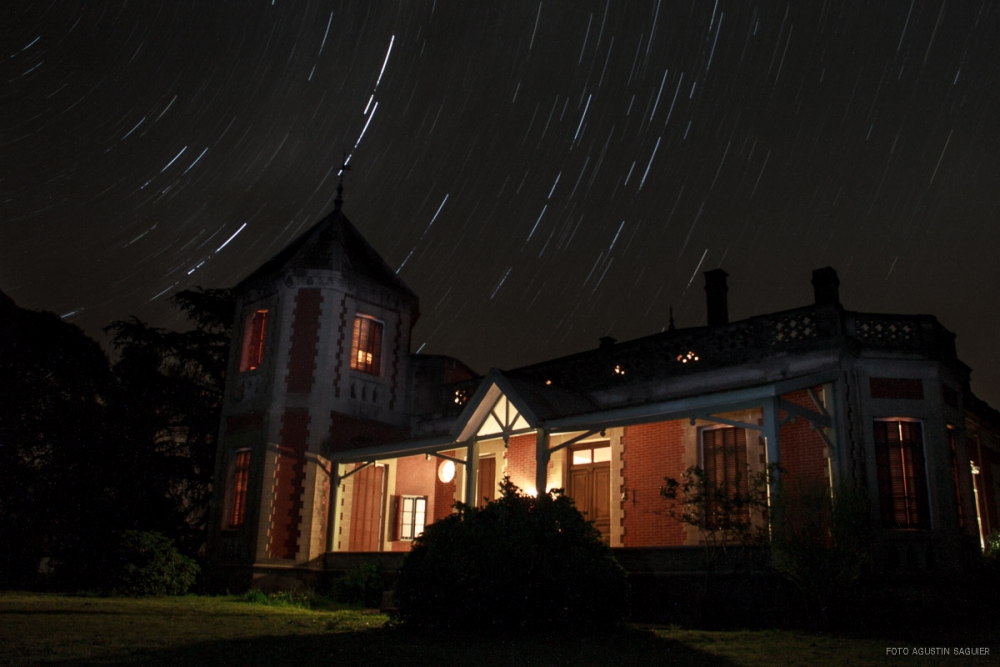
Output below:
[811,267,841,307]
[704,269,729,326]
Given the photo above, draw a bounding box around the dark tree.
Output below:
[104,288,234,558]
[0,291,115,586]
[0,288,233,588]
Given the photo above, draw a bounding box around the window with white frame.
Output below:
[399,495,427,541]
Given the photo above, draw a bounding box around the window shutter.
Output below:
[701,427,749,529]
[875,420,930,529]
[369,320,383,374]
[904,422,930,529]
[249,310,267,368]
[390,495,401,541]
[874,421,896,527]
[227,450,251,528]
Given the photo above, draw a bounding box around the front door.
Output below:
[568,443,611,541]
[349,464,385,551]
[477,456,496,507]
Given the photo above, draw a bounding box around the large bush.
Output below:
[395,478,628,632]
[103,530,200,596]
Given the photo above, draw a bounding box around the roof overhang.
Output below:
[326,368,841,463]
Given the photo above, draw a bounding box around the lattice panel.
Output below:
[855,317,921,349]
[769,312,818,346]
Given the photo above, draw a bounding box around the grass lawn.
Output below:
[0,592,994,666]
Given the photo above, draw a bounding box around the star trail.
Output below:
[2,1,999,405]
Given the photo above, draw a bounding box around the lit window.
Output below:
[874,420,930,529]
[227,449,251,529]
[239,309,268,372]
[701,427,749,530]
[350,315,383,375]
[400,496,427,541]
[572,445,611,465]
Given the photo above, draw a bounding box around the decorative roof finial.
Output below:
[668,306,676,331]
[334,154,352,211]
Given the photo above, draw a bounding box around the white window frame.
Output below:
[400,495,427,541]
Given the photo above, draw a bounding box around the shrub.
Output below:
[330,562,384,608]
[770,479,871,621]
[661,465,774,556]
[395,478,628,633]
[104,530,200,596]
[984,531,1000,566]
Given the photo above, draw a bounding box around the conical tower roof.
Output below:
[235,208,416,301]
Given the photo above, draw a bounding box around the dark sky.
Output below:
[3,2,999,406]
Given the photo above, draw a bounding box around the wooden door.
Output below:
[477,457,496,507]
[568,445,611,541]
[349,465,385,551]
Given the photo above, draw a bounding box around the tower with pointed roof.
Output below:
[208,201,420,584]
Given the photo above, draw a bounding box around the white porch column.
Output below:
[325,461,342,553]
[535,428,549,497]
[762,396,781,501]
[464,438,480,506]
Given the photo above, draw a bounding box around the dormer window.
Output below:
[239,309,268,372]
[350,315,383,375]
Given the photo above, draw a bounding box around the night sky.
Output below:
[4,2,999,406]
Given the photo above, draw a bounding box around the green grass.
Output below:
[0,592,994,666]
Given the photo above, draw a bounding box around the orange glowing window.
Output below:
[350,315,383,375]
[227,449,251,529]
[239,309,268,372]
[874,420,930,529]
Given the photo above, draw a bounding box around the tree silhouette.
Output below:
[0,291,115,586]
[105,288,233,558]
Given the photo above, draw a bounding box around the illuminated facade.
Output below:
[207,205,999,589]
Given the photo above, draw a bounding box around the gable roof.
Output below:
[234,207,416,300]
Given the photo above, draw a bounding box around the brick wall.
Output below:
[778,389,830,484]
[390,454,438,552]
[224,410,264,434]
[433,450,458,522]
[286,288,323,393]
[268,407,310,559]
[870,377,924,400]
[506,433,544,493]
[621,421,687,547]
